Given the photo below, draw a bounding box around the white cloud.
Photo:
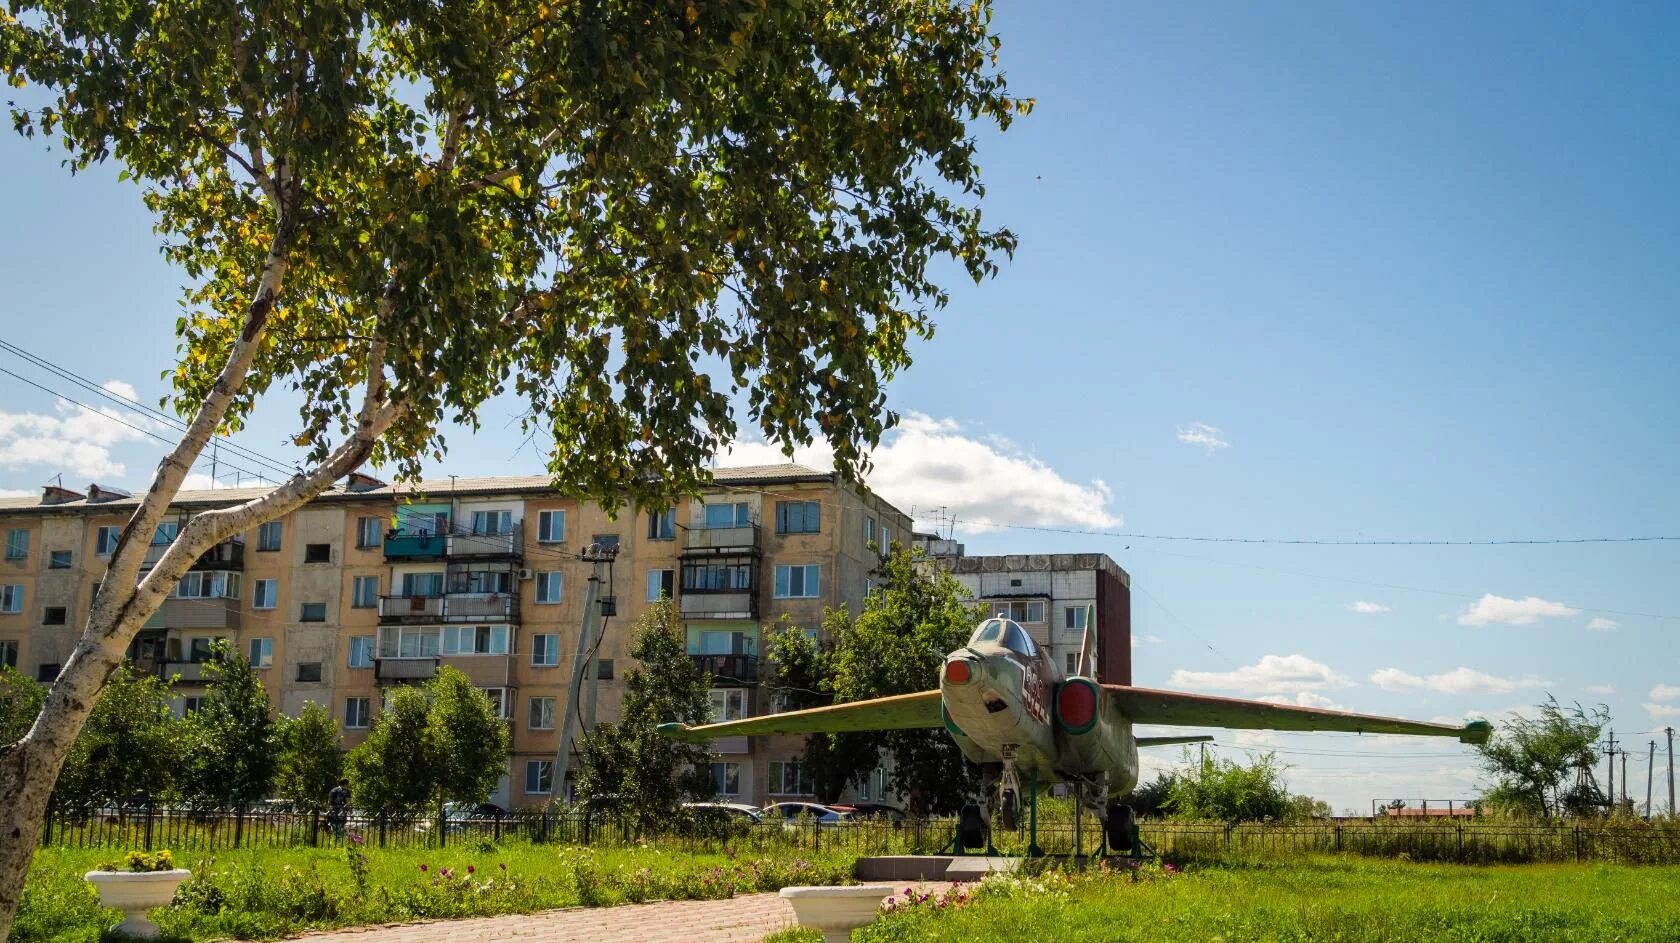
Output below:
[0,380,158,479]
[0,488,33,498]
[1647,703,1680,720]
[1456,594,1579,627]
[723,412,1119,533]
[1650,684,1680,702]
[1348,601,1391,614]
[1131,634,1165,648]
[1169,654,1352,696]
[1585,684,1616,696]
[1370,666,1549,696]
[1175,422,1229,454]
[1585,617,1619,632]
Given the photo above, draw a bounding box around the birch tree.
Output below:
[0,0,1026,930]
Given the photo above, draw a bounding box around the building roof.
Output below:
[0,463,839,516]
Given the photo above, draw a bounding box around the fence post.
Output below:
[1573,825,1581,862]
[310,811,320,847]
[1334,824,1342,853]
[379,814,388,849]
[235,806,245,849]
[1455,823,1463,861]
[143,799,154,852]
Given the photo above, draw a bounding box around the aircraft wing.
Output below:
[659,690,943,743]
[1105,685,1491,744]
[1136,735,1215,748]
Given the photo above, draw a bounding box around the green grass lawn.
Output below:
[16,842,856,942]
[768,857,1680,943]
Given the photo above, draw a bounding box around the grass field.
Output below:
[767,857,1680,943]
[15,842,857,942]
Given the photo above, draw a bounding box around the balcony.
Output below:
[375,657,438,682]
[448,523,522,559]
[158,597,241,630]
[377,593,519,624]
[682,524,761,556]
[690,653,758,685]
[679,591,757,620]
[141,538,245,571]
[383,531,447,562]
[161,661,214,683]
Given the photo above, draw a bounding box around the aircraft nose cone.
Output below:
[945,657,975,685]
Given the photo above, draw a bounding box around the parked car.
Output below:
[414,802,509,832]
[845,803,906,824]
[683,802,764,825]
[762,801,853,827]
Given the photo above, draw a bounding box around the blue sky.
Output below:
[3,2,1678,811]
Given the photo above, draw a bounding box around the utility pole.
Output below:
[1621,749,1628,806]
[1606,730,1615,814]
[552,545,618,803]
[1667,727,1675,818]
[1647,740,1656,819]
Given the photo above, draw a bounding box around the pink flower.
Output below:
[419,864,428,872]
[466,865,475,875]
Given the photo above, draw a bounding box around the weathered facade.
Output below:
[0,465,912,807]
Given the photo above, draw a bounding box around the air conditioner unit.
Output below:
[516,568,534,581]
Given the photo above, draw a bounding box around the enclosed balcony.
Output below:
[681,523,761,556]
[375,657,438,682]
[141,537,245,571]
[448,523,522,559]
[383,531,448,562]
[679,592,757,620]
[377,593,518,624]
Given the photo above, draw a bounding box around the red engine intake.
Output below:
[1055,678,1098,734]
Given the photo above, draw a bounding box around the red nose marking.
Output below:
[945,660,971,684]
[1057,680,1097,730]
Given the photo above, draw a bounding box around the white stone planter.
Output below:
[780,885,895,943]
[84,869,191,939]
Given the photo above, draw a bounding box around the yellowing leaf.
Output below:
[685,4,700,24]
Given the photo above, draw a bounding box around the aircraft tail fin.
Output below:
[1075,602,1098,677]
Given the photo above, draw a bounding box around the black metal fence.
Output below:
[36,803,1680,866]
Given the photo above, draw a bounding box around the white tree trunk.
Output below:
[0,192,402,936]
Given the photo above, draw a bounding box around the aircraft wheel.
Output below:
[1105,802,1136,854]
[957,802,987,851]
[998,789,1019,831]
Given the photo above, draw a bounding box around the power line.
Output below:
[0,338,300,480]
[1000,522,1680,547]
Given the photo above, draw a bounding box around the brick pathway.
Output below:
[273,883,957,943]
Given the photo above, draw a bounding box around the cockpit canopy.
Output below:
[969,618,1037,657]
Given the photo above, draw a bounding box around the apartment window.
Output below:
[880,525,891,552]
[351,575,379,609]
[591,534,620,552]
[773,564,820,599]
[1064,606,1089,631]
[248,637,274,668]
[646,568,675,601]
[400,572,444,597]
[992,600,1045,624]
[95,526,120,556]
[528,696,556,730]
[480,687,512,720]
[865,516,876,545]
[1066,652,1080,675]
[257,521,282,552]
[768,760,813,796]
[42,607,66,626]
[152,522,179,544]
[180,695,206,716]
[356,517,384,549]
[4,529,27,560]
[443,624,511,655]
[449,567,511,595]
[305,543,332,564]
[525,760,554,795]
[348,636,375,668]
[535,572,563,604]
[469,510,511,536]
[188,637,222,663]
[708,688,748,722]
[531,633,559,667]
[681,561,752,592]
[704,502,749,529]
[296,662,323,683]
[176,571,241,599]
[0,640,16,669]
[252,578,278,610]
[536,510,566,543]
[647,508,675,540]
[1,585,23,613]
[711,762,741,797]
[775,501,821,535]
[380,625,443,658]
[596,658,614,680]
[49,550,71,569]
[345,697,371,729]
[300,602,327,623]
